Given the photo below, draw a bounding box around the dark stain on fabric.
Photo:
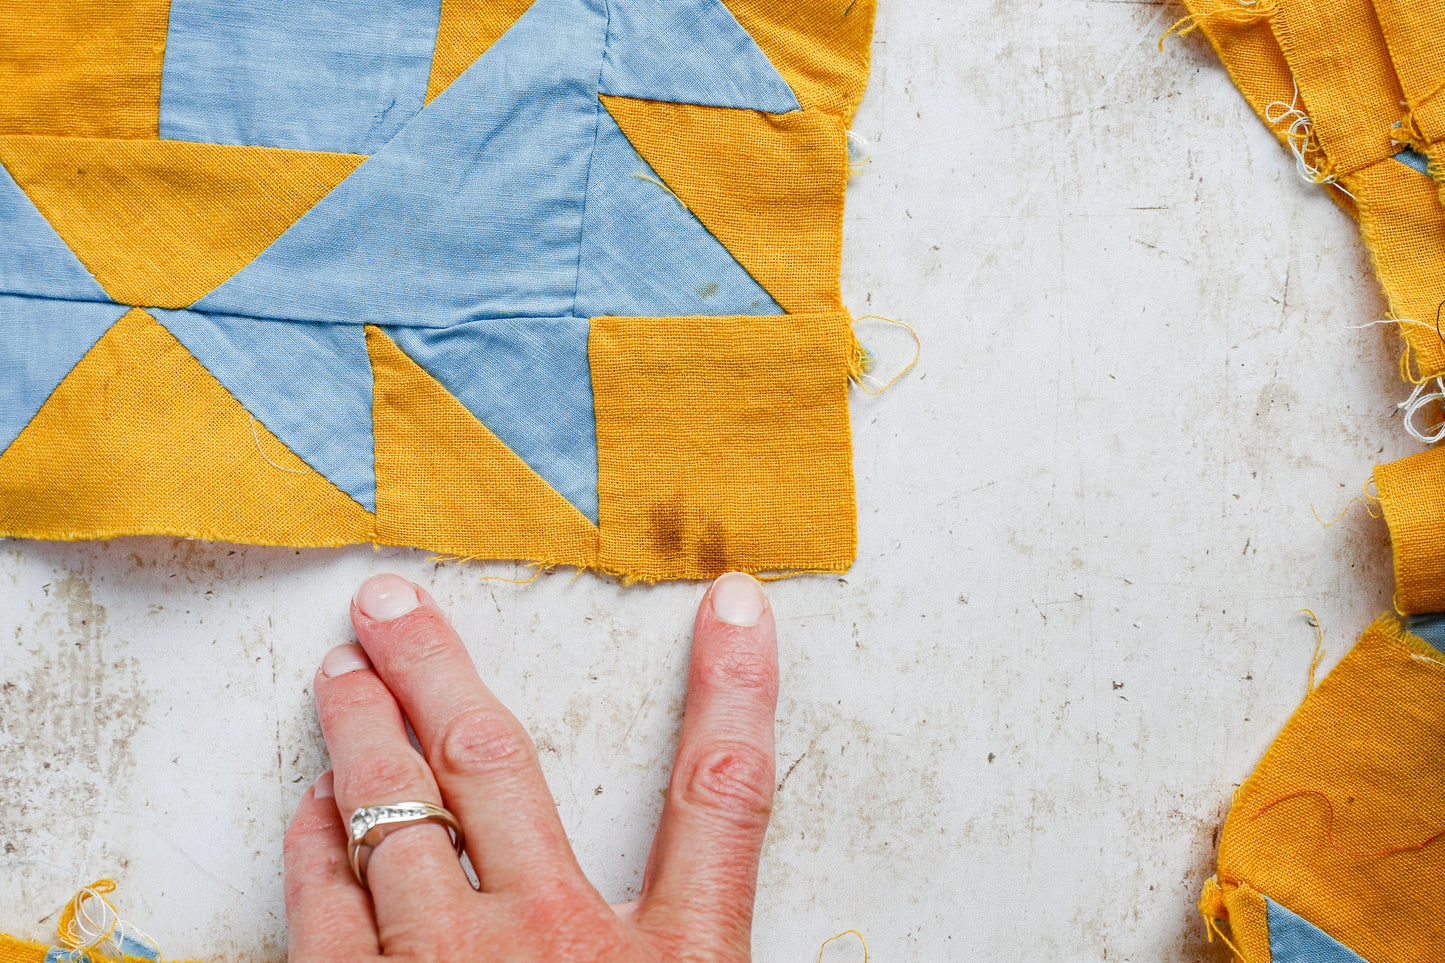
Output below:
[647,504,730,574]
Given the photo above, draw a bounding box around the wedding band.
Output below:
[346,800,465,888]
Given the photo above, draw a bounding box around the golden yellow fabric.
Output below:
[1370,2,1445,167]
[1270,0,1402,176]
[722,0,876,119]
[0,933,203,963]
[590,312,856,580]
[1206,616,1445,961]
[424,0,537,103]
[1200,877,1273,963]
[1184,0,1445,375]
[0,1,168,139]
[1351,158,1445,376]
[0,2,872,581]
[1374,445,1445,613]
[0,137,365,308]
[0,309,376,546]
[368,327,600,565]
[602,95,846,315]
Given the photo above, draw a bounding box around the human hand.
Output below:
[284,572,778,962]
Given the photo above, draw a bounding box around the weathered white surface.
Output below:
[0,2,1420,960]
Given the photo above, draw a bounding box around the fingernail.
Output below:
[321,643,371,678]
[355,574,421,622]
[709,572,766,627]
[313,770,334,800]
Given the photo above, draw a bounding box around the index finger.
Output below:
[349,574,586,897]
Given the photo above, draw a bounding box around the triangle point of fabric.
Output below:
[0,308,375,545]
[367,327,600,565]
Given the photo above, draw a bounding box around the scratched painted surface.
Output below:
[0,2,1421,960]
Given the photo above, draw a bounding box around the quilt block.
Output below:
[0,0,875,580]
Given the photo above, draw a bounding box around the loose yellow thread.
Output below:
[1299,608,1325,693]
[251,415,308,474]
[1311,498,1361,527]
[818,929,869,962]
[1201,912,1249,963]
[632,173,682,204]
[1393,110,1430,151]
[57,879,120,957]
[851,316,921,396]
[1310,477,1382,526]
[1158,1,1274,51]
[1401,342,1428,386]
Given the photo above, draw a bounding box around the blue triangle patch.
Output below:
[575,109,782,318]
[0,295,131,453]
[0,163,113,304]
[149,309,377,512]
[600,0,799,112]
[382,318,599,524]
[1265,897,1368,962]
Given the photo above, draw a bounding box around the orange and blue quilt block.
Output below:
[0,0,875,579]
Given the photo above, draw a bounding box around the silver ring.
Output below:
[346,801,465,888]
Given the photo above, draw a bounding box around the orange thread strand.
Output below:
[1250,789,1445,858]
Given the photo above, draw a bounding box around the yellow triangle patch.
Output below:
[601,95,845,315]
[0,308,375,545]
[721,0,876,118]
[367,326,599,565]
[425,0,538,103]
[0,135,365,308]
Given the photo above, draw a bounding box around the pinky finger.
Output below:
[283,771,381,962]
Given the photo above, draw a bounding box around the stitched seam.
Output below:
[571,0,612,318]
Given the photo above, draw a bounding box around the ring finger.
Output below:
[314,642,474,934]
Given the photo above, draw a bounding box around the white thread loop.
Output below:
[1265,86,1355,199]
[846,129,872,170]
[1398,377,1445,443]
[57,881,160,963]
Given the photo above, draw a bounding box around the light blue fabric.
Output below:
[0,295,130,453]
[158,0,444,154]
[155,0,794,517]
[189,0,792,326]
[191,0,605,326]
[150,309,377,512]
[383,319,599,523]
[1394,147,1433,177]
[1265,897,1368,962]
[42,928,159,963]
[1405,612,1445,655]
[0,164,113,304]
[577,109,781,317]
[598,0,799,112]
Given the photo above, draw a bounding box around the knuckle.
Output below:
[282,832,345,904]
[374,613,457,671]
[696,643,778,699]
[340,750,431,803]
[678,741,774,823]
[435,706,537,780]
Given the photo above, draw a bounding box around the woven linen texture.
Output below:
[0,0,876,579]
[1200,618,1445,962]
